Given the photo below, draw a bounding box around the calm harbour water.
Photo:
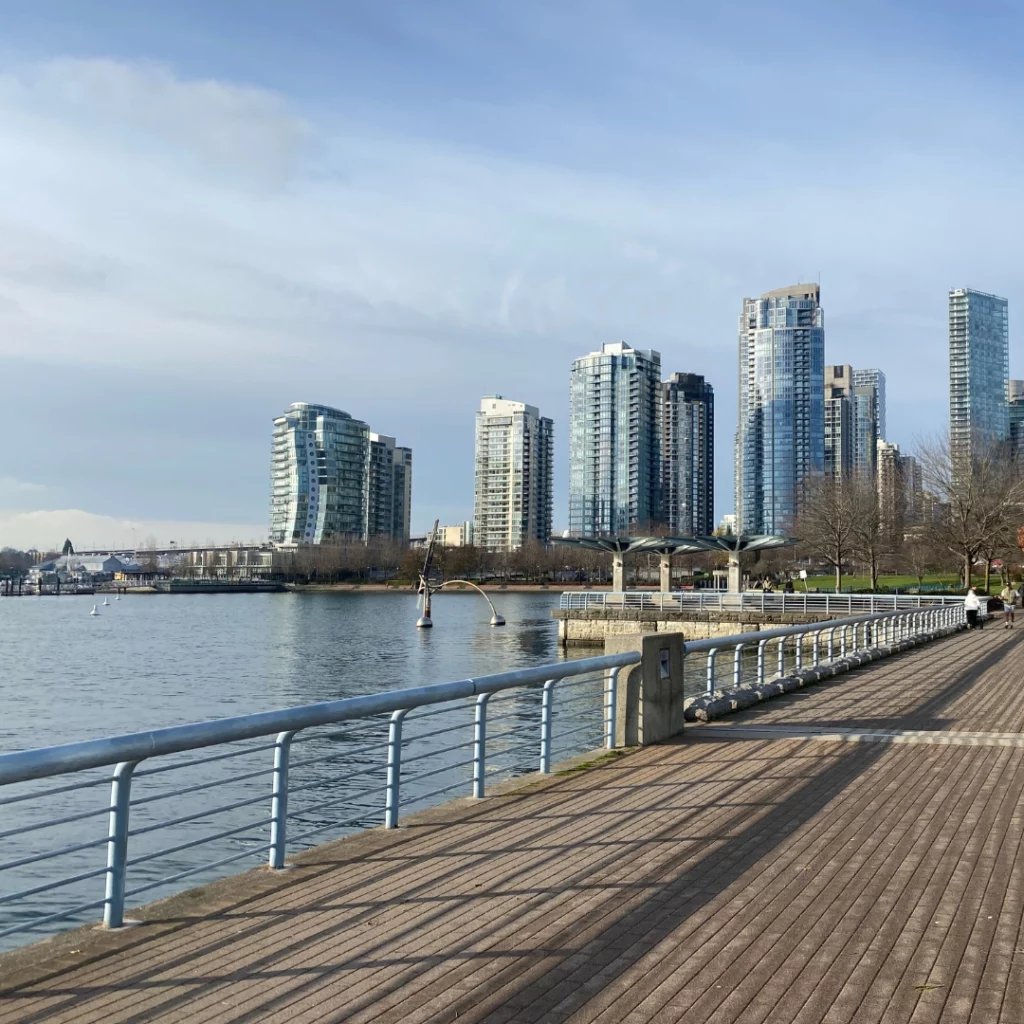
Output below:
[1,590,568,749]
[0,590,600,950]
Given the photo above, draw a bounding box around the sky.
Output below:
[1,0,1022,550]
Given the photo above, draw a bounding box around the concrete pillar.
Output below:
[727,553,743,594]
[604,632,686,746]
[612,553,624,593]
[660,554,671,593]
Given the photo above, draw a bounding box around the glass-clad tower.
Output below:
[473,396,553,551]
[853,368,886,441]
[270,403,370,546]
[569,342,662,536]
[949,288,1009,461]
[737,285,825,535]
[662,373,714,536]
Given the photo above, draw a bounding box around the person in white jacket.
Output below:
[964,587,981,630]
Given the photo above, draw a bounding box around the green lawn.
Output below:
[796,573,961,592]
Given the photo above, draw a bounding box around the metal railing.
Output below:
[0,652,638,949]
[686,604,963,697]
[559,591,965,614]
[0,603,965,952]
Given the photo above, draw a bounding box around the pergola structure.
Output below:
[681,534,797,593]
[554,534,797,594]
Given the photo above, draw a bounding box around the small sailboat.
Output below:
[89,604,100,616]
[102,597,110,607]
[115,594,121,601]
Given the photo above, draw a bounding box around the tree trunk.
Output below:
[984,559,991,593]
[964,553,972,589]
[835,563,842,593]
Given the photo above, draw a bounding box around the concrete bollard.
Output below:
[603,632,686,746]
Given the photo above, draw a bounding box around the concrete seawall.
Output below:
[552,607,831,646]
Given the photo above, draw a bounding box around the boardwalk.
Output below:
[2,627,1024,1022]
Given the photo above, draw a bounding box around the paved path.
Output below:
[3,627,1024,1023]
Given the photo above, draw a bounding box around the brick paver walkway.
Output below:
[2,628,1024,1022]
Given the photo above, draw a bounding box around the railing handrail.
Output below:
[559,591,966,610]
[0,652,641,787]
[682,609,910,653]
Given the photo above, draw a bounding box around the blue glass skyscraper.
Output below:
[949,288,1009,462]
[737,285,825,535]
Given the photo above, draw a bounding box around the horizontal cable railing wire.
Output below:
[0,652,638,951]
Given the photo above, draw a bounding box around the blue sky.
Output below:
[0,1,1022,548]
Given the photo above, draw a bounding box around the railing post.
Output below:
[795,630,804,670]
[269,730,296,866]
[777,636,785,676]
[827,626,835,661]
[812,628,821,666]
[540,680,555,773]
[104,760,139,929]
[385,711,408,828]
[473,692,491,799]
[706,649,718,696]
[733,643,744,689]
[757,638,768,685]
[840,626,848,658]
[605,667,621,750]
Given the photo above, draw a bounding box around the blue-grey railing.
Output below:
[0,652,638,946]
[559,590,965,613]
[0,604,965,951]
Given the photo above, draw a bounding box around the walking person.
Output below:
[1000,582,1019,629]
[964,587,981,630]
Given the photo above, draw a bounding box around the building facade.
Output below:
[824,364,855,482]
[569,343,662,536]
[737,285,825,535]
[365,434,413,544]
[1009,379,1024,461]
[852,381,879,479]
[270,403,370,546]
[661,372,714,536]
[876,440,905,544]
[473,396,553,551]
[853,368,887,441]
[949,288,1009,462]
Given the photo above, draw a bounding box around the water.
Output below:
[0,590,605,950]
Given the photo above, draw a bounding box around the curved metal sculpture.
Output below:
[416,520,505,628]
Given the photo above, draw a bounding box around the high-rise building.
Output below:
[1009,379,1024,461]
[365,434,413,544]
[876,440,905,543]
[949,288,1009,461]
[661,372,714,536]
[569,342,662,536]
[824,364,855,482]
[473,396,553,551]
[852,381,879,479]
[902,454,923,525]
[270,403,370,546]
[737,285,825,535]
[853,368,887,441]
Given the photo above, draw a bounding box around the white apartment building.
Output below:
[473,396,553,551]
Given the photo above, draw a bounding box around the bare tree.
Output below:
[795,474,858,592]
[851,475,885,591]
[917,433,1024,589]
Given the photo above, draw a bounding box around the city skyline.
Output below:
[1,4,1023,548]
